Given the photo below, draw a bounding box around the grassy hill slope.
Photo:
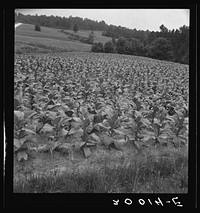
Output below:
[63,29,111,44]
[15,24,76,42]
[15,23,111,54]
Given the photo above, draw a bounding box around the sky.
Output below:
[16,9,189,31]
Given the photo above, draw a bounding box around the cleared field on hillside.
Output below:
[64,29,112,43]
[15,35,92,53]
[15,24,92,53]
[15,41,51,54]
[15,23,75,41]
[15,23,112,53]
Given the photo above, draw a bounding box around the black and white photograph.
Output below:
[12,8,191,196]
[2,5,196,207]
[2,5,197,207]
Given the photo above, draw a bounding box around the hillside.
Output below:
[15,23,111,54]
[63,29,111,44]
[15,23,76,41]
[15,12,189,64]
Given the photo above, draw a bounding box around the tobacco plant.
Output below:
[14,52,189,160]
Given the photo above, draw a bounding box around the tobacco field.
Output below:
[14,52,189,192]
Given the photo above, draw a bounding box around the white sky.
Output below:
[16,9,190,31]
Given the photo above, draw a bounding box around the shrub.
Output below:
[35,24,41,32]
[116,37,126,54]
[128,38,144,56]
[88,33,95,44]
[104,41,116,53]
[112,38,116,45]
[73,23,79,33]
[149,37,173,61]
[91,42,104,52]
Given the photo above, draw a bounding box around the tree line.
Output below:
[15,12,107,31]
[93,24,189,64]
[15,12,189,64]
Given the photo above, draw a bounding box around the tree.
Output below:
[124,40,132,54]
[143,44,152,58]
[88,31,95,44]
[73,23,79,32]
[178,25,189,64]
[99,20,107,31]
[91,42,104,52]
[13,12,189,64]
[159,24,168,34]
[104,41,116,53]
[146,31,159,44]
[116,37,126,54]
[35,24,41,31]
[112,37,116,45]
[149,37,173,61]
[127,38,143,55]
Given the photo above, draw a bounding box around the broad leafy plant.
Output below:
[14,52,189,160]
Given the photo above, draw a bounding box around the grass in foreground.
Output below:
[14,150,188,193]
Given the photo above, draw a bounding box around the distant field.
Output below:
[15,23,111,54]
[15,41,52,54]
[64,29,112,43]
[15,35,92,53]
[15,24,76,42]
[15,23,92,53]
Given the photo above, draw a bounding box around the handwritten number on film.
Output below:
[113,197,183,207]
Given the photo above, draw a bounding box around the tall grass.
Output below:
[14,150,188,193]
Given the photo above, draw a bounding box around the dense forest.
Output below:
[15,12,189,64]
